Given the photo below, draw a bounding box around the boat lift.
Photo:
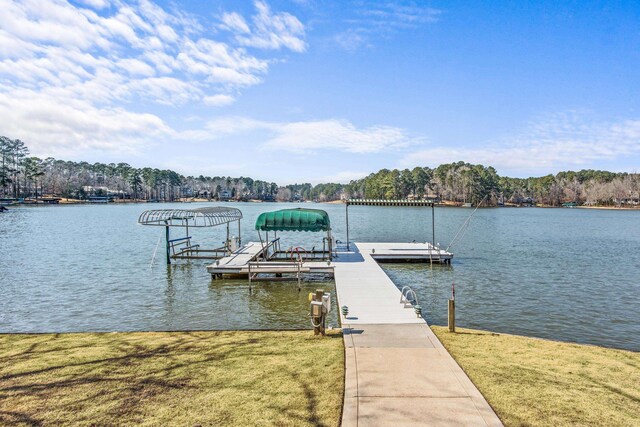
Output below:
[344,199,451,264]
[138,207,243,265]
[254,208,333,262]
[345,199,437,250]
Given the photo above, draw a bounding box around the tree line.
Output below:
[342,163,639,207]
[1,136,638,206]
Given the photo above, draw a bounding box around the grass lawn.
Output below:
[0,331,344,426]
[432,326,640,427]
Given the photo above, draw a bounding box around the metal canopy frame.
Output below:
[138,207,243,265]
[345,199,436,250]
[138,207,242,227]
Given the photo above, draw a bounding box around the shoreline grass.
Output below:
[0,331,344,426]
[431,326,640,427]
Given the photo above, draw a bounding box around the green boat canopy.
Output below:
[255,208,331,232]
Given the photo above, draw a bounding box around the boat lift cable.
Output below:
[446,195,488,252]
[150,230,164,267]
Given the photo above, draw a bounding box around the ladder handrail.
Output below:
[400,285,419,308]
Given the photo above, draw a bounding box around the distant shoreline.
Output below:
[3,198,639,210]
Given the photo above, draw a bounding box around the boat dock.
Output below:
[205,240,499,425]
[207,241,334,278]
[336,243,502,426]
[207,241,452,278]
[360,241,452,264]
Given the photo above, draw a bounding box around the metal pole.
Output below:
[431,203,435,249]
[346,202,350,250]
[165,222,171,265]
[238,219,241,246]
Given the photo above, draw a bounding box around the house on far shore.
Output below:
[614,196,639,206]
[218,190,232,201]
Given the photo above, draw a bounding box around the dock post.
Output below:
[165,222,171,265]
[345,202,350,250]
[448,299,455,332]
[431,203,435,249]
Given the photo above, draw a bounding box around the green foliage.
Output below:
[1,135,637,205]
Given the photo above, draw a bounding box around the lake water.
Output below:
[1,203,638,351]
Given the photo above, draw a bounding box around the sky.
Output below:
[1,0,639,184]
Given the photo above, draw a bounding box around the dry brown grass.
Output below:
[0,331,343,426]
[432,326,640,427]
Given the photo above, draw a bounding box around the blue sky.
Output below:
[1,0,639,183]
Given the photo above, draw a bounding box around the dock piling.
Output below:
[165,222,171,265]
[448,299,455,332]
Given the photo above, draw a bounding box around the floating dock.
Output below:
[359,242,452,264]
[207,241,452,279]
[207,241,334,279]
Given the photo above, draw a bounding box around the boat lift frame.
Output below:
[345,199,437,251]
[138,207,243,265]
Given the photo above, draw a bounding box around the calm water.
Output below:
[1,203,638,351]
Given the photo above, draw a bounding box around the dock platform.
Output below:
[335,243,502,426]
[207,242,334,277]
[207,241,452,278]
[206,241,499,424]
[356,241,452,263]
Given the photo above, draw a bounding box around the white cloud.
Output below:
[265,120,411,153]
[222,1,306,52]
[117,58,156,76]
[334,29,368,52]
[220,12,251,34]
[203,94,236,106]
[79,0,110,9]
[0,89,171,158]
[402,113,640,174]
[0,0,307,157]
[361,3,442,28]
[0,0,272,102]
[335,2,442,51]
[198,117,416,154]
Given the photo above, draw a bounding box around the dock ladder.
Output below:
[247,248,308,291]
[400,286,423,318]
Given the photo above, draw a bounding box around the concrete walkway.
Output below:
[335,244,503,426]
